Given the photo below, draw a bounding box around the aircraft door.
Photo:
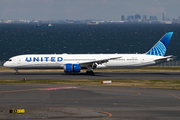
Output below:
[141,57,146,63]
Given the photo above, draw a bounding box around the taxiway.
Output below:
[0,84,180,120]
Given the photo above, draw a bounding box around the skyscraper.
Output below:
[135,14,141,20]
[127,16,134,21]
[121,15,125,21]
[150,16,157,21]
[143,15,147,22]
[163,12,167,21]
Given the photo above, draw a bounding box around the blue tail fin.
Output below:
[146,32,173,56]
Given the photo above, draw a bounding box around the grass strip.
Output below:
[0,79,180,90]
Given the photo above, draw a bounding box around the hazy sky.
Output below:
[0,0,179,20]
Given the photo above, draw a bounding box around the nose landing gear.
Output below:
[14,69,19,75]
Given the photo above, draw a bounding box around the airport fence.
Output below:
[153,61,180,66]
[1,60,180,67]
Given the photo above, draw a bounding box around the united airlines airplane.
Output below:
[3,32,174,75]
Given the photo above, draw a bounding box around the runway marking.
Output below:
[0,88,37,93]
[1,86,179,112]
[89,110,112,120]
[37,87,79,90]
[169,94,180,100]
[0,86,79,93]
[43,107,112,120]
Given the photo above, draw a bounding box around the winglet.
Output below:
[146,32,173,56]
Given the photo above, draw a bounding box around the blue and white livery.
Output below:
[146,32,172,56]
[3,32,174,74]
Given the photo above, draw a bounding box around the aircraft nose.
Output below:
[3,62,9,68]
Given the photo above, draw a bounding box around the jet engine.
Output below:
[92,63,98,69]
[64,64,81,73]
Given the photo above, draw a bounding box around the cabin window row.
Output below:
[126,59,138,60]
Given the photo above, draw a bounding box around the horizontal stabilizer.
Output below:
[154,55,174,64]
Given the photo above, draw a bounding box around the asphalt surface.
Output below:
[1,72,180,79]
[0,84,180,120]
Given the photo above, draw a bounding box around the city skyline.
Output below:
[1,12,180,24]
[0,0,180,21]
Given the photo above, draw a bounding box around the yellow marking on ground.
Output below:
[43,107,112,120]
[88,110,112,120]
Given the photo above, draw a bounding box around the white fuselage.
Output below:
[3,53,167,69]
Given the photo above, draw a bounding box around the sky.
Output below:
[0,0,179,21]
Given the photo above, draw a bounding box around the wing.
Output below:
[78,56,122,66]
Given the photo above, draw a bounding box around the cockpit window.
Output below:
[8,59,12,61]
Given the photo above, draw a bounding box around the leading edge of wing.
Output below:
[78,56,122,65]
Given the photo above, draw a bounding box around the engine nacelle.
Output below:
[92,63,98,69]
[64,64,81,73]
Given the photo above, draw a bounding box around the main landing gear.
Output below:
[86,66,95,75]
[14,69,19,75]
[86,70,94,75]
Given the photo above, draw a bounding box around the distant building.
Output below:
[163,12,167,21]
[19,19,26,23]
[150,16,157,21]
[4,20,14,23]
[143,15,147,22]
[26,20,31,23]
[127,16,134,21]
[121,15,125,21]
[33,20,39,23]
[162,21,172,24]
[135,14,141,20]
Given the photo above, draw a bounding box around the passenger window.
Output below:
[9,59,12,61]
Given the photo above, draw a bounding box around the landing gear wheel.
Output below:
[14,69,19,75]
[86,71,94,75]
[15,72,19,75]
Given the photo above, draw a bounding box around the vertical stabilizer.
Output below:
[146,32,173,56]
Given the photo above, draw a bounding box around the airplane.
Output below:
[3,32,174,75]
